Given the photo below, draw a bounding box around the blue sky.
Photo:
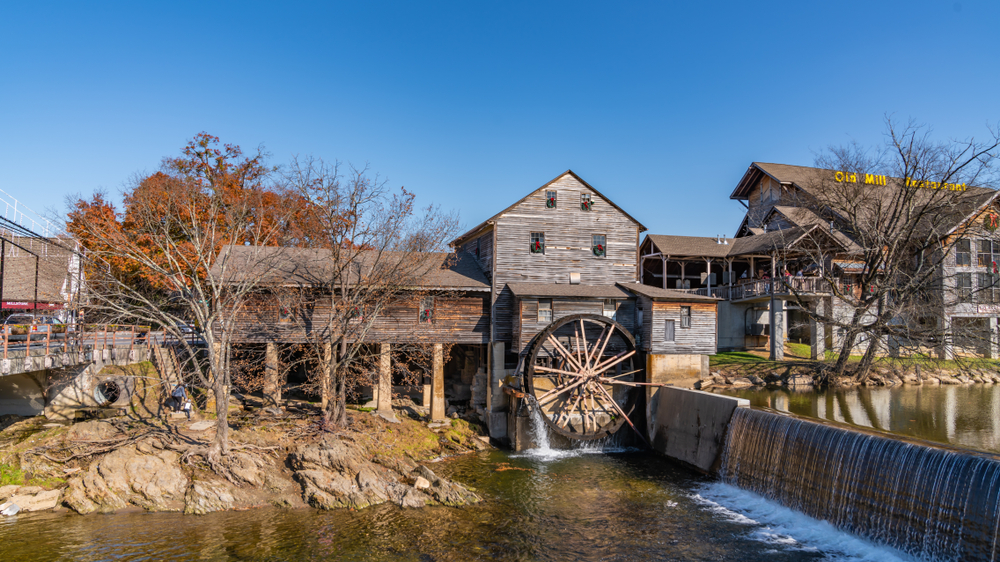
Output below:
[1,1,997,238]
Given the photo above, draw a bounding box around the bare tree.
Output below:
[67,133,295,464]
[279,157,460,427]
[778,118,1000,380]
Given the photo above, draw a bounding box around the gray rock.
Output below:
[748,375,765,386]
[185,481,238,515]
[787,375,813,386]
[66,420,119,442]
[414,476,431,490]
[6,489,60,512]
[730,377,753,388]
[64,445,187,514]
[412,465,480,507]
[0,485,18,501]
[188,421,216,431]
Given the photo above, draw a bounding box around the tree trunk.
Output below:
[854,334,881,382]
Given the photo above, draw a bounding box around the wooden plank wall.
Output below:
[515,297,637,356]
[460,228,494,282]
[492,175,641,343]
[647,301,717,355]
[227,293,490,344]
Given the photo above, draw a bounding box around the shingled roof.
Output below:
[616,283,720,302]
[507,283,633,299]
[211,246,490,291]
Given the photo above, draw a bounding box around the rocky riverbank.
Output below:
[697,362,1000,391]
[0,401,487,518]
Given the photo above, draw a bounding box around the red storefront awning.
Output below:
[2,301,63,310]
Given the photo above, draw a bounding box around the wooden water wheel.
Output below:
[524,314,643,441]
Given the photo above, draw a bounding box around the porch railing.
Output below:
[693,277,835,300]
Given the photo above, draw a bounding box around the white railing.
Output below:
[0,187,65,239]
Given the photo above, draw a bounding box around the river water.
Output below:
[713,384,1000,454]
[0,447,913,562]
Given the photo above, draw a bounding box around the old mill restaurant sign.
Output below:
[834,171,968,192]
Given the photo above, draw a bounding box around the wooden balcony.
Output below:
[694,277,834,302]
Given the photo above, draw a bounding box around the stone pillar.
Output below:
[810,300,825,360]
[422,383,431,408]
[431,343,446,421]
[769,299,785,361]
[377,343,392,413]
[263,342,281,408]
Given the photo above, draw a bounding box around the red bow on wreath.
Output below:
[597,244,604,251]
[535,241,540,250]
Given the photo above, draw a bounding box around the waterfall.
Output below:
[527,399,553,453]
[719,407,1000,561]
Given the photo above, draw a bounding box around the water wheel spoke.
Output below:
[594,326,614,367]
[537,377,588,406]
[591,350,636,375]
[534,365,588,378]
[594,383,650,447]
[527,313,642,442]
[546,335,585,373]
[573,324,586,372]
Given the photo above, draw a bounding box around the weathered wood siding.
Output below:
[460,228,494,281]
[515,297,637,355]
[646,301,717,355]
[227,293,489,344]
[492,175,642,343]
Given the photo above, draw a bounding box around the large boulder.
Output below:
[1,489,61,513]
[63,444,188,514]
[66,420,121,442]
[288,436,477,510]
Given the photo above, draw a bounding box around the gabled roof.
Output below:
[451,170,647,247]
[730,162,825,200]
[644,234,732,258]
[764,206,862,253]
[211,246,490,291]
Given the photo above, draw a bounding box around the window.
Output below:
[581,193,592,211]
[957,239,972,266]
[680,306,692,328]
[538,299,552,323]
[603,299,616,318]
[530,232,545,254]
[545,190,557,209]
[980,240,1000,269]
[979,272,1000,304]
[664,319,675,342]
[419,297,434,323]
[592,234,606,257]
[957,273,972,301]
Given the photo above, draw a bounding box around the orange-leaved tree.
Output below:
[67,133,298,463]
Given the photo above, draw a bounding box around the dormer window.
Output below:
[581,193,592,211]
[546,191,557,209]
[530,232,545,254]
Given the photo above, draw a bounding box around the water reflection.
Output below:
[0,450,904,562]
[715,384,1000,453]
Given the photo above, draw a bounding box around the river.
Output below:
[713,383,1000,454]
[0,447,913,561]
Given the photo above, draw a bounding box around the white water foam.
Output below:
[693,482,919,562]
[512,403,636,460]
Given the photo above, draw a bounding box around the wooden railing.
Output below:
[0,323,154,360]
[695,277,835,301]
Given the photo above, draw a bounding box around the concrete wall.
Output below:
[0,372,46,416]
[647,386,749,473]
[646,353,708,390]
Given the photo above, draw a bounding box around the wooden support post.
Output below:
[431,343,446,421]
[661,256,667,290]
[377,342,393,414]
[264,342,281,408]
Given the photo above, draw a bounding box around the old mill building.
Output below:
[224,164,999,446]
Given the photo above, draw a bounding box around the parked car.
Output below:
[3,314,67,340]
